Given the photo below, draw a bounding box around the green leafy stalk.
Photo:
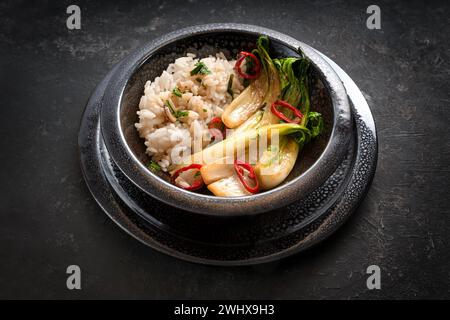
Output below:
[297,57,311,127]
[254,36,280,107]
[273,56,310,125]
[292,112,324,147]
[306,111,324,138]
[233,37,323,144]
[272,52,326,144]
[274,57,302,107]
[292,126,311,147]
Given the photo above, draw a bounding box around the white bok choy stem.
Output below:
[171,123,307,170]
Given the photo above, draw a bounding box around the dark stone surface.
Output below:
[0,0,449,299]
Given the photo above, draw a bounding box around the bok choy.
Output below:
[221,36,281,128]
[170,35,324,197]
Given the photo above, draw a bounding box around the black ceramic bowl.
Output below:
[100,23,352,216]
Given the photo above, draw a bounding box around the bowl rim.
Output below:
[100,23,352,216]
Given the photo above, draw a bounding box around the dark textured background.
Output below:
[1,0,449,299]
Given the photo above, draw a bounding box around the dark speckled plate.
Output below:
[78,47,377,266]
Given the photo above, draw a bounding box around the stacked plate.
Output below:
[78,24,377,265]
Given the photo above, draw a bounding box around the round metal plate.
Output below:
[78,49,377,266]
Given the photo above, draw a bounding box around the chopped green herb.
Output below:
[194,171,201,178]
[165,100,188,118]
[227,74,234,97]
[172,87,182,97]
[148,160,161,172]
[175,110,189,118]
[203,108,207,113]
[165,100,176,114]
[306,112,324,138]
[190,61,211,75]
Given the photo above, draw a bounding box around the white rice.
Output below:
[135,53,244,171]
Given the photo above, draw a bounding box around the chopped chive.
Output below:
[227,74,234,97]
[148,160,161,172]
[175,110,189,118]
[165,99,189,118]
[165,100,175,114]
[172,87,182,97]
[190,61,211,75]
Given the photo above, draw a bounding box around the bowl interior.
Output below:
[120,31,333,194]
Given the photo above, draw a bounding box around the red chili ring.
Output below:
[209,128,224,142]
[208,117,226,140]
[172,164,204,191]
[234,160,260,194]
[208,117,224,129]
[271,100,304,124]
[234,51,261,79]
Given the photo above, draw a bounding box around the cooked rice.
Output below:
[135,53,244,171]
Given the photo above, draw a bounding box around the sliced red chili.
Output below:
[208,117,224,129]
[172,164,204,191]
[234,51,261,79]
[271,100,304,124]
[208,117,226,141]
[234,160,260,194]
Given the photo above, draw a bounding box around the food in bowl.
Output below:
[135,36,324,197]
